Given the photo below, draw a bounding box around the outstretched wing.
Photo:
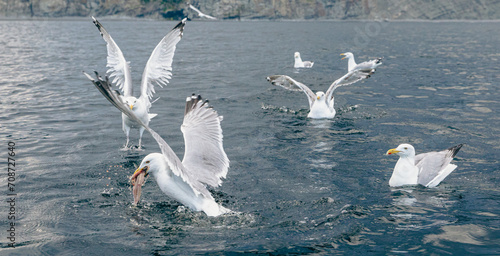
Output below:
[266,75,316,108]
[325,69,374,104]
[84,71,211,198]
[139,18,186,110]
[416,144,463,187]
[181,95,229,187]
[189,4,217,20]
[92,17,133,97]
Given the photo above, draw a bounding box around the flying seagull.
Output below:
[188,4,217,20]
[91,16,186,150]
[266,69,375,119]
[386,143,463,187]
[84,72,231,216]
[294,52,314,68]
[340,52,382,72]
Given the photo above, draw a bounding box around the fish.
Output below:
[131,171,146,205]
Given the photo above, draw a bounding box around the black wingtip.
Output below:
[185,94,204,115]
[91,16,105,37]
[92,17,100,28]
[173,18,187,33]
[448,144,464,158]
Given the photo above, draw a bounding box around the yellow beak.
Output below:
[340,53,346,60]
[129,105,134,110]
[317,96,320,100]
[386,148,401,155]
[130,166,148,181]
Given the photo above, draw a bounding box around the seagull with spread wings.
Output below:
[92,17,186,150]
[84,72,231,216]
[188,4,217,20]
[386,143,463,187]
[266,68,376,119]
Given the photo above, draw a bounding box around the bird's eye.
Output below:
[404,147,408,150]
[145,161,150,164]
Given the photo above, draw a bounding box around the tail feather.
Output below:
[201,199,231,217]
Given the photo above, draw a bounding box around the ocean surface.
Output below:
[1,18,499,255]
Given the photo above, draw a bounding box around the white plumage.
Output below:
[340,52,382,72]
[294,52,314,68]
[386,143,463,187]
[85,73,231,216]
[266,68,375,119]
[92,17,186,150]
[188,4,217,20]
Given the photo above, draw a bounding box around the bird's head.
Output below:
[340,52,353,60]
[124,96,138,110]
[316,91,325,101]
[130,153,162,205]
[130,153,164,183]
[294,52,300,59]
[386,144,415,158]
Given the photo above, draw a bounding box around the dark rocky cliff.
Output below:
[1,0,500,20]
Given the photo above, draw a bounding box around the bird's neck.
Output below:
[348,57,357,71]
[295,56,302,65]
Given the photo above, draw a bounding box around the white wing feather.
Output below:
[266,75,316,108]
[181,95,229,187]
[84,71,212,198]
[416,144,462,187]
[140,18,186,110]
[354,58,383,72]
[189,4,217,20]
[325,69,374,104]
[92,17,133,97]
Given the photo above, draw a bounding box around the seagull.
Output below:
[266,69,375,119]
[91,16,186,150]
[386,143,463,187]
[84,72,231,217]
[340,52,382,72]
[188,4,217,20]
[294,52,314,68]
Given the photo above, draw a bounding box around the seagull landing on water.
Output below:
[89,17,186,150]
[294,52,314,68]
[386,143,463,187]
[188,4,217,20]
[86,72,231,217]
[266,68,375,119]
[340,52,382,73]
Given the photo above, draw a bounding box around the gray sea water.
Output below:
[1,18,499,255]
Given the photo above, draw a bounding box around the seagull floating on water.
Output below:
[188,4,217,20]
[266,69,375,119]
[294,52,314,68]
[386,143,463,187]
[85,72,231,217]
[91,16,186,150]
[340,52,382,72]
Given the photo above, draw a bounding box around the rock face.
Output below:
[0,0,183,19]
[1,0,500,20]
